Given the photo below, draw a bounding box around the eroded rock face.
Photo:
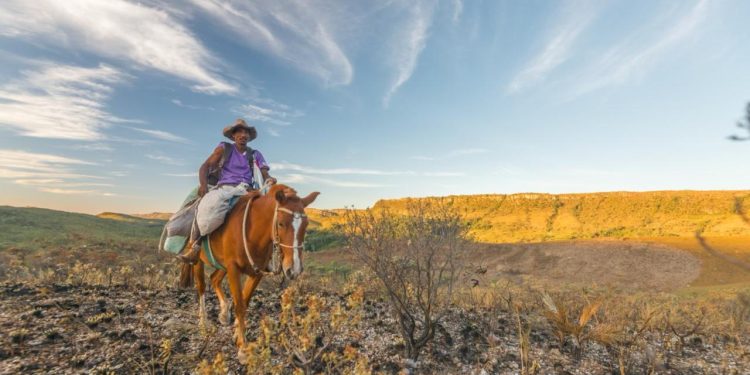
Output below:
[0,281,747,374]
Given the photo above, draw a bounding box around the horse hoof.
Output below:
[237,348,248,365]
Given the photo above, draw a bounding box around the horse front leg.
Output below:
[209,269,229,326]
[226,264,248,361]
[242,274,262,311]
[193,262,207,328]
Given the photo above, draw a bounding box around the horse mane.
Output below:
[268,184,300,202]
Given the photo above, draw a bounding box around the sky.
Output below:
[0,0,749,215]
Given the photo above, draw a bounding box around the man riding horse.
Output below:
[178,118,276,264]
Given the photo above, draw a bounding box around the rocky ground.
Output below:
[0,281,748,374]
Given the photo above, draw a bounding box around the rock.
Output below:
[404,359,419,369]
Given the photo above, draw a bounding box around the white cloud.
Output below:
[271,162,463,177]
[279,173,389,188]
[507,1,598,93]
[0,149,111,194]
[572,0,709,96]
[146,154,184,165]
[411,148,490,161]
[273,163,411,175]
[172,99,215,111]
[191,0,353,86]
[0,63,128,140]
[0,0,236,94]
[129,127,190,143]
[0,150,95,172]
[70,143,114,152]
[39,187,116,196]
[451,0,464,24]
[14,179,114,187]
[233,98,304,127]
[383,1,436,106]
[266,127,281,137]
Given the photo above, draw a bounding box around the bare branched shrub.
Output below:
[344,199,467,360]
[665,306,707,353]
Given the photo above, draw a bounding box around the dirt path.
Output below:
[473,240,701,291]
[311,240,703,292]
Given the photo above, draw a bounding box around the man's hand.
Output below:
[198,184,208,197]
[266,177,277,185]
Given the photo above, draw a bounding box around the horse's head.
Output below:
[271,185,319,280]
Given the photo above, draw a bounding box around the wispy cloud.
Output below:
[507,1,598,94]
[266,127,281,137]
[191,0,353,86]
[411,148,490,161]
[146,154,184,165]
[38,187,116,196]
[572,0,709,96]
[383,1,436,106]
[129,127,190,143]
[450,0,464,24]
[279,173,389,188]
[0,63,129,140]
[70,143,114,152]
[271,162,462,177]
[15,179,114,187]
[172,99,215,111]
[0,0,236,94]
[0,149,113,195]
[233,98,304,127]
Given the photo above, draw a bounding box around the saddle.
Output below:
[159,188,261,255]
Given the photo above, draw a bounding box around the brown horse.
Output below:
[179,184,318,359]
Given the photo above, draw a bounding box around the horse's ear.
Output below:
[301,192,320,207]
[275,189,287,204]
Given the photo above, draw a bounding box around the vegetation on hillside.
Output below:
[369,191,750,242]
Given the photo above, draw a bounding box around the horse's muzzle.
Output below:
[284,268,297,280]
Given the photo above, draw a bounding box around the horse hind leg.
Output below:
[210,269,230,326]
[193,262,207,328]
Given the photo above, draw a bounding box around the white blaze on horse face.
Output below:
[292,214,302,275]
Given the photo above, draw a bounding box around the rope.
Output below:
[242,197,273,276]
[240,193,308,276]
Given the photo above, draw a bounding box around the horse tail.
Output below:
[179,263,194,288]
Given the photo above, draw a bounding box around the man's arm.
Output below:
[198,145,224,196]
[260,167,276,185]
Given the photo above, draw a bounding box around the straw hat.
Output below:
[222,118,257,141]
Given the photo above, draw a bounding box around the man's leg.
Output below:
[178,217,203,264]
[177,235,202,264]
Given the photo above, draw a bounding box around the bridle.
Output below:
[272,203,307,251]
[240,197,306,276]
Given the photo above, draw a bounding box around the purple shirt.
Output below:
[216,142,269,186]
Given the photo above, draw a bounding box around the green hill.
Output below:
[0,206,164,251]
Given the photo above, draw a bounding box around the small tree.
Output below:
[344,199,467,361]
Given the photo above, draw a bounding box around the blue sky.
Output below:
[0,0,749,214]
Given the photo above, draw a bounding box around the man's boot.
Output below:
[177,239,201,264]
